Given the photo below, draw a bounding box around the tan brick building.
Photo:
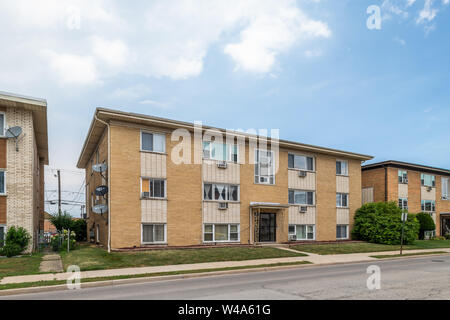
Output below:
[362,161,450,237]
[77,108,372,250]
[0,92,48,251]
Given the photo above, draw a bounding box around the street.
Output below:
[2,254,450,300]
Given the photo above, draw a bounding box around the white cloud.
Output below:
[417,0,438,23]
[0,0,332,85]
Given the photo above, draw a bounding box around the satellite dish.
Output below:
[6,126,22,138]
[94,185,108,197]
[93,204,108,214]
[92,163,108,173]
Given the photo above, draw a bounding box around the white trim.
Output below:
[288,153,315,172]
[336,224,349,240]
[140,177,167,199]
[289,224,316,241]
[336,193,349,208]
[0,111,5,137]
[0,170,6,196]
[288,189,315,206]
[203,223,240,243]
[336,160,349,176]
[254,149,276,185]
[202,182,240,202]
[141,223,167,244]
[140,129,166,153]
[202,141,239,163]
[398,197,409,210]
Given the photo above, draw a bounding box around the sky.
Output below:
[0,0,449,216]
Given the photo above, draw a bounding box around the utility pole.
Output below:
[57,169,61,215]
[81,205,85,219]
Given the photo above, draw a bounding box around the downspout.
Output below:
[95,114,111,253]
[384,165,388,202]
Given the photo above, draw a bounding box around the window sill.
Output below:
[141,242,167,245]
[203,241,241,244]
[336,174,349,177]
[254,183,276,186]
[140,150,167,155]
[0,194,6,197]
[203,159,239,165]
[203,200,240,204]
[141,197,167,201]
[288,168,315,173]
[290,204,316,207]
[337,206,350,209]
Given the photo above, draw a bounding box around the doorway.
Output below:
[259,213,276,242]
[441,215,450,237]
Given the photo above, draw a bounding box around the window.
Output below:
[421,174,436,187]
[336,160,348,176]
[288,154,314,171]
[398,170,408,184]
[336,193,349,207]
[255,149,275,185]
[141,178,166,199]
[141,132,166,153]
[336,225,349,239]
[203,224,240,242]
[421,200,436,212]
[0,226,5,247]
[142,224,166,243]
[398,198,408,210]
[442,178,449,200]
[203,142,238,163]
[288,190,315,205]
[0,112,4,136]
[289,225,315,240]
[0,170,5,195]
[203,183,239,202]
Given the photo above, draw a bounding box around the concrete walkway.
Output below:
[1,248,449,285]
[39,254,63,273]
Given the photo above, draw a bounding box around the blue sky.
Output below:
[0,0,449,215]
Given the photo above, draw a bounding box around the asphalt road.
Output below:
[3,255,450,300]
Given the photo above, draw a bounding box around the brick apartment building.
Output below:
[362,161,450,237]
[77,108,373,250]
[0,92,48,251]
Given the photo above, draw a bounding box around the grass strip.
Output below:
[370,251,449,259]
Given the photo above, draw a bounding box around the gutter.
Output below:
[94,114,111,254]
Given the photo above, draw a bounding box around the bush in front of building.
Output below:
[71,219,87,242]
[0,226,31,258]
[51,229,76,252]
[415,212,436,240]
[352,202,420,245]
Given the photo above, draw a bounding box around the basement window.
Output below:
[336,225,349,240]
[289,225,315,240]
[203,224,240,242]
[142,224,166,244]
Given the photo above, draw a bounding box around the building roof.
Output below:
[77,107,374,168]
[362,160,450,176]
[0,91,49,164]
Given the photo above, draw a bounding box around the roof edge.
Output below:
[363,160,450,176]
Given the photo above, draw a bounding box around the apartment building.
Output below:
[77,108,372,250]
[0,92,48,251]
[362,161,450,237]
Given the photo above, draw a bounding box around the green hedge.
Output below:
[352,202,420,245]
[415,212,436,239]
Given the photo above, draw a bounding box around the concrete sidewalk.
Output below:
[1,248,450,285]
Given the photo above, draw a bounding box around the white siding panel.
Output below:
[398,184,408,198]
[421,186,436,201]
[202,160,240,184]
[141,153,167,178]
[288,206,316,225]
[337,208,350,225]
[141,199,167,223]
[336,176,349,193]
[288,171,316,190]
[203,202,240,224]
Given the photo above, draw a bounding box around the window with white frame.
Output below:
[288,190,315,205]
[336,225,348,239]
[398,198,408,210]
[336,193,349,207]
[421,200,436,212]
[0,112,4,136]
[203,183,239,202]
[203,141,238,163]
[288,154,314,171]
[204,224,240,242]
[0,170,5,195]
[336,160,348,176]
[442,178,449,200]
[255,149,275,185]
[398,170,408,184]
[421,174,436,187]
[142,224,166,243]
[141,178,166,199]
[141,132,166,153]
[0,225,5,247]
[289,225,315,240]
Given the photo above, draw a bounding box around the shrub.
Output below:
[49,212,74,232]
[51,230,77,252]
[352,202,420,245]
[415,212,436,240]
[71,219,87,242]
[1,243,22,258]
[5,226,31,253]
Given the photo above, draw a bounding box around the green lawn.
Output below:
[290,240,450,255]
[0,253,44,279]
[371,251,449,259]
[60,245,307,271]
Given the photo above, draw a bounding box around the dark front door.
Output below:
[259,213,276,242]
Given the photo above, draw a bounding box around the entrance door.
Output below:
[259,213,276,242]
[441,215,450,237]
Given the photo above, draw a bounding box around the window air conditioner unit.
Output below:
[142,192,150,199]
[289,234,297,241]
[427,187,433,192]
[218,202,228,210]
[299,206,308,213]
[298,170,307,177]
[442,196,448,200]
[404,179,408,184]
[217,161,228,169]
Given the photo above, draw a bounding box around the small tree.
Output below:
[416,212,436,240]
[0,226,31,257]
[71,219,87,242]
[49,211,74,232]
